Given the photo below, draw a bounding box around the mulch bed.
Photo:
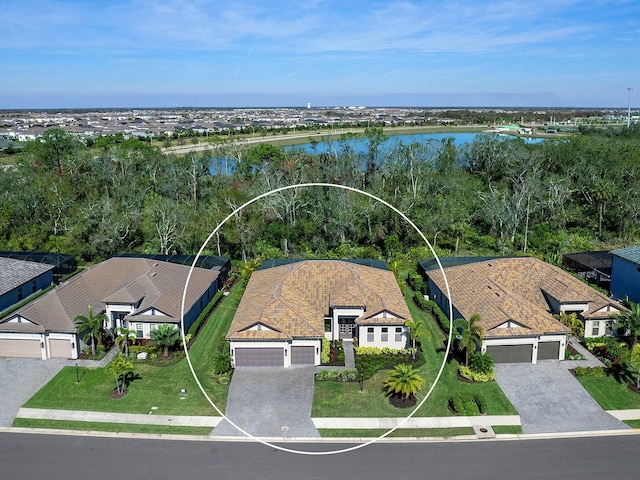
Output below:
[110,389,128,399]
[457,373,475,383]
[388,394,417,409]
[627,384,640,394]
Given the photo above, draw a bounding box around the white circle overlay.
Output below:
[180,182,454,455]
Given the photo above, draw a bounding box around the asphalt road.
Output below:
[1,432,638,479]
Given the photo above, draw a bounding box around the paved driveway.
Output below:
[212,367,319,439]
[494,361,631,434]
[0,357,67,427]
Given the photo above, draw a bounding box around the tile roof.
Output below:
[425,257,624,339]
[0,257,53,297]
[611,246,640,265]
[227,260,410,341]
[0,257,219,334]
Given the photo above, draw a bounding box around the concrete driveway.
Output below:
[212,367,319,439]
[494,360,631,434]
[0,357,67,427]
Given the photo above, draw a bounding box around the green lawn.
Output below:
[12,418,212,436]
[21,285,243,417]
[576,376,640,410]
[312,288,517,417]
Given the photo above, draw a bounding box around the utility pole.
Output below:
[627,86,634,128]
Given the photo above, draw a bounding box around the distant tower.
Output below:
[307,102,311,109]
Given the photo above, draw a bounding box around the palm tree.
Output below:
[115,326,136,357]
[404,318,430,359]
[454,314,484,367]
[383,364,425,403]
[107,353,134,395]
[615,302,640,349]
[151,324,181,358]
[74,305,107,356]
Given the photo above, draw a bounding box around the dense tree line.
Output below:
[1,126,638,265]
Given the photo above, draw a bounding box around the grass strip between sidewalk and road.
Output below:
[20,284,243,418]
[12,418,213,436]
[318,427,475,438]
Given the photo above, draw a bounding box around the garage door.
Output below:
[234,347,284,367]
[538,341,560,360]
[486,344,532,363]
[291,346,315,365]
[0,339,41,358]
[49,339,71,358]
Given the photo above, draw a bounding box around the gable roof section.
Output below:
[0,257,219,333]
[227,260,410,341]
[0,257,53,297]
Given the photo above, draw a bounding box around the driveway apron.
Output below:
[212,367,319,438]
[494,361,631,434]
[0,357,67,427]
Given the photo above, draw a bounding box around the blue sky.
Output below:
[1,0,639,108]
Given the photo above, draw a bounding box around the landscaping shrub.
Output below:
[587,337,629,366]
[355,347,422,379]
[449,392,487,415]
[469,352,494,375]
[315,368,360,382]
[458,366,494,383]
[424,300,450,334]
[321,338,330,364]
[573,366,607,377]
[413,291,430,310]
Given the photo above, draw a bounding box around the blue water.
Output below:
[284,131,542,155]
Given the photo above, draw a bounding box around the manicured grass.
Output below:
[23,285,243,416]
[492,425,522,435]
[576,376,640,410]
[318,427,475,438]
[12,418,212,436]
[624,420,640,428]
[313,288,517,417]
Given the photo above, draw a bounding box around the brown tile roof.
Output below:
[227,260,410,341]
[425,257,615,338]
[0,257,219,334]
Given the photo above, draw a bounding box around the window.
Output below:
[324,318,331,332]
[136,323,143,338]
[367,327,374,343]
[381,327,388,342]
[395,327,403,342]
[592,324,599,336]
[31,280,37,293]
[605,323,612,336]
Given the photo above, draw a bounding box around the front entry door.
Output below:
[338,316,357,339]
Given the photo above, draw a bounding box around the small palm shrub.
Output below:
[469,352,494,375]
[383,364,425,407]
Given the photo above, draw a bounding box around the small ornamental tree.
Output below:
[454,314,484,367]
[616,302,640,349]
[115,326,136,357]
[151,324,181,358]
[404,318,430,359]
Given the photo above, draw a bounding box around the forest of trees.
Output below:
[1,125,639,266]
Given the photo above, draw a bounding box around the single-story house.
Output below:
[0,251,77,283]
[610,246,640,304]
[226,260,411,368]
[421,257,625,363]
[0,256,220,359]
[0,257,54,314]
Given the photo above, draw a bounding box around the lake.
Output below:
[284,131,543,155]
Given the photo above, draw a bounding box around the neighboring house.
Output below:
[421,257,625,364]
[226,260,411,368]
[610,246,640,304]
[0,251,77,283]
[0,257,54,314]
[0,257,220,359]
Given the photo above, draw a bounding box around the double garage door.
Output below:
[234,346,316,367]
[486,341,560,363]
[0,339,41,358]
